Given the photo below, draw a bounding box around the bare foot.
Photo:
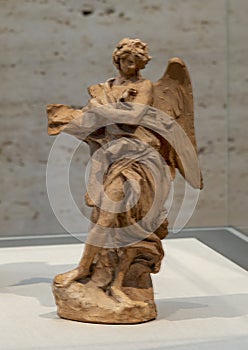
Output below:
[54,265,91,288]
[111,286,147,307]
[53,269,80,288]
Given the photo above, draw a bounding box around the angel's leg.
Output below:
[54,206,117,288]
[110,248,147,307]
[54,174,125,288]
[53,243,100,288]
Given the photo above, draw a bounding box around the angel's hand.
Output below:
[47,104,83,135]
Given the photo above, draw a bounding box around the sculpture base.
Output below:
[53,280,157,324]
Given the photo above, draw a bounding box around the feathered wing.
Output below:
[153,57,203,189]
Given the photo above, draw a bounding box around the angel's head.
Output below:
[113,38,151,77]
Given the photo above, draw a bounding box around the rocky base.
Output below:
[53,280,157,324]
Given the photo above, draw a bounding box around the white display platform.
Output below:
[0,238,247,350]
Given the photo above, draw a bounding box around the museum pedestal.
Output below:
[0,238,247,350]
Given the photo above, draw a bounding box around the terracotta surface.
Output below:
[47,38,202,323]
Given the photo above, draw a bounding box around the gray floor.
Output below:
[0,227,247,271]
[238,227,248,236]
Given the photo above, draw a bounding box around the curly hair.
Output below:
[113,38,151,70]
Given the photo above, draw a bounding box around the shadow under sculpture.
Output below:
[46,38,203,324]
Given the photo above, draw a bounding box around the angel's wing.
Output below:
[153,57,203,189]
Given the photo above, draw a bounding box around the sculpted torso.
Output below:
[85,78,158,154]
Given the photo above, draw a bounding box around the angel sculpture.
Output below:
[47,38,203,324]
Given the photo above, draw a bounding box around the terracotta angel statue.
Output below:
[47,38,203,324]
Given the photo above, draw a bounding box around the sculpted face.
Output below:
[119,54,137,77]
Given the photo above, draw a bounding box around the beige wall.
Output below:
[228,0,248,234]
[0,0,247,236]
